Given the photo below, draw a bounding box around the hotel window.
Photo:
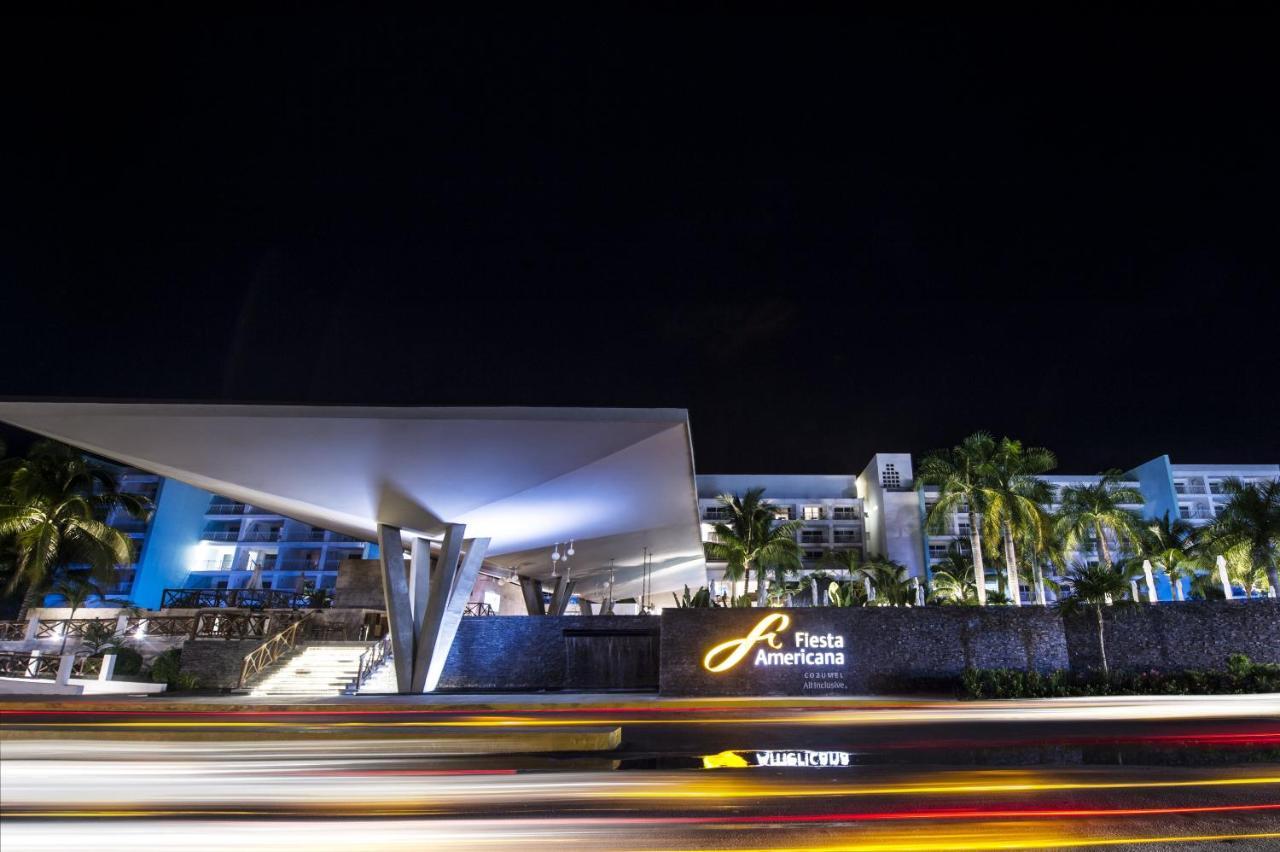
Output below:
[801,529,826,544]
[1179,504,1192,519]
[881,464,901,489]
[802,505,824,521]
[1209,480,1225,495]
[773,506,796,521]
[1174,481,1187,494]
[833,506,859,520]
[957,522,971,536]
[833,528,861,544]
[928,543,950,560]
[803,549,824,560]
[704,506,729,521]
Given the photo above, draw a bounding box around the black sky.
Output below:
[2,10,1277,472]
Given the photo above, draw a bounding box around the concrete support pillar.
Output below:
[1217,555,1234,600]
[548,576,576,615]
[377,524,415,692]
[424,537,489,692]
[26,650,43,677]
[99,653,117,681]
[1142,560,1158,603]
[23,615,39,641]
[1130,580,1141,601]
[521,577,546,615]
[115,615,129,636]
[56,653,74,685]
[579,599,594,616]
[409,536,433,638]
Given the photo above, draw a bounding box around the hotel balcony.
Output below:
[207,501,248,515]
[200,529,241,542]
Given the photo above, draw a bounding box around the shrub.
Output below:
[94,646,143,676]
[959,654,1280,699]
[149,648,182,686]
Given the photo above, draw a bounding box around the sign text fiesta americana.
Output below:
[702,613,847,673]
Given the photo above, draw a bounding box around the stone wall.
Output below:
[437,615,660,691]
[177,639,267,689]
[660,606,1069,696]
[1063,599,1280,673]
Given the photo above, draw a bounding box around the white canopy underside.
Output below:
[0,403,708,600]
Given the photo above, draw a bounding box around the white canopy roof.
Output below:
[0,402,707,600]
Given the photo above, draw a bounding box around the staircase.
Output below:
[247,642,372,697]
[354,658,399,694]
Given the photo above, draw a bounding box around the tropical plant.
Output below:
[805,570,836,606]
[1057,561,1136,677]
[1136,512,1202,601]
[49,575,103,654]
[704,488,803,605]
[1196,478,1280,596]
[1222,544,1272,598]
[827,579,867,608]
[917,432,999,605]
[0,441,151,616]
[1016,513,1068,605]
[1054,471,1144,573]
[859,559,917,606]
[929,543,979,605]
[978,438,1056,606]
[673,584,714,608]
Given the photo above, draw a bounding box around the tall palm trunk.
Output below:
[1172,576,1185,601]
[968,510,987,606]
[1094,603,1109,678]
[16,582,43,622]
[1032,561,1047,605]
[1001,521,1022,605]
[1094,521,1113,568]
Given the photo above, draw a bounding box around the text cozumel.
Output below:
[702,613,846,673]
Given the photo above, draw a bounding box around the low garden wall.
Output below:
[1062,599,1280,674]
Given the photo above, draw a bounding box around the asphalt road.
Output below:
[3,695,1279,850]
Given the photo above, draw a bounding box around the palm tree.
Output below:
[1137,512,1202,601]
[929,543,979,605]
[1058,561,1134,677]
[978,438,1056,606]
[0,441,151,617]
[917,432,999,605]
[704,488,803,605]
[1055,471,1145,571]
[49,575,103,654]
[859,559,916,606]
[1197,478,1280,596]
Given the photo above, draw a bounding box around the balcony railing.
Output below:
[464,602,496,616]
[281,530,327,542]
[0,652,60,678]
[125,615,197,637]
[201,530,241,542]
[207,502,247,515]
[241,530,282,542]
[0,621,28,640]
[160,587,329,610]
[34,618,117,640]
[327,533,361,543]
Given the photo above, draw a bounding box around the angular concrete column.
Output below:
[521,577,546,615]
[579,599,594,616]
[424,537,489,692]
[412,524,489,692]
[409,536,433,637]
[377,524,415,693]
[548,576,576,615]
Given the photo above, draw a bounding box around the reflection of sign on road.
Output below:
[701,750,852,768]
[702,613,846,673]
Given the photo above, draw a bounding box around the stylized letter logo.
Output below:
[702,613,792,673]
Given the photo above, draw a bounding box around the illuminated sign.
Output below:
[701,750,853,768]
[702,613,846,673]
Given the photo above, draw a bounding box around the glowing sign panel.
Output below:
[702,614,846,673]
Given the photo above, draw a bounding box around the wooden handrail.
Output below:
[237,611,316,689]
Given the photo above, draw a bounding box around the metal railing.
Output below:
[353,635,392,692]
[161,588,329,610]
[72,656,104,677]
[241,530,281,542]
[124,615,196,637]
[207,503,248,514]
[280,531,327,542]
[463,602,495,616]
[0,621,27,641]
[194,610,304,640]
[33,618,116,640]
[238,611,315,688]
[201,530,241,542]
[0,652,60,678]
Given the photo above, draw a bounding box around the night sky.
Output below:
[3,11,1277,473]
